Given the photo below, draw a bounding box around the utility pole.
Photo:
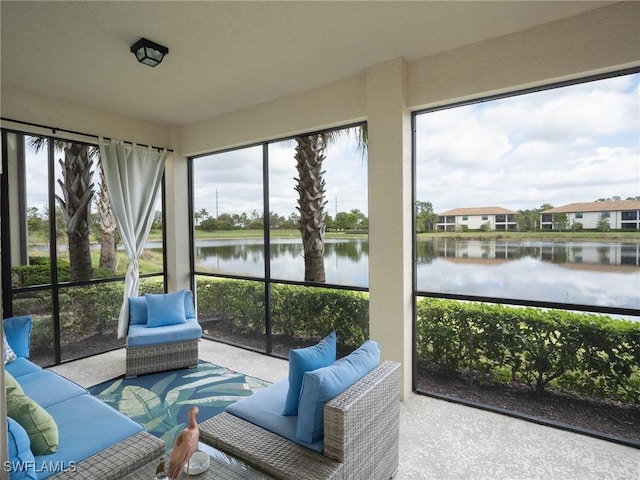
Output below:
[216,189,219,219]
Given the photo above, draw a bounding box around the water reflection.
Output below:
[417,239,640,270]
[195,238,369,287]
[192,237,640,310]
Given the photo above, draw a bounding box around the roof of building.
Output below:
[438,206,517,216]
[541,200,640,214]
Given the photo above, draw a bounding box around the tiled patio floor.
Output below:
[50,339,640,480]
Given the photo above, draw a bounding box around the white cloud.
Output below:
[193,128,368,218]
[416,72,640,212]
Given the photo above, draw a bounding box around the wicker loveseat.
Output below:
[199,360,401,480]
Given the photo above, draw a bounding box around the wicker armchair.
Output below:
[199,360,401,480]
[125,290,202,378]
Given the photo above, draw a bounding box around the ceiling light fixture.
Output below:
[130,37,169,67]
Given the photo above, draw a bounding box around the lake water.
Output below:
[194,237,640,312]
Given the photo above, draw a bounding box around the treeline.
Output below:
[195,208,368,232]
[25,205,162,243]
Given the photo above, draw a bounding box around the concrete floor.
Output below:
[50,339,640,480]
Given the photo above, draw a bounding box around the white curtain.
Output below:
[99,139,167,338]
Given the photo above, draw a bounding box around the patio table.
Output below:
[127,442,274,479]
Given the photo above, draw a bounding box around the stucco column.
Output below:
[366,59,412,399]
[164,127,191,292]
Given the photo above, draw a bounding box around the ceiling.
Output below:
[1,1,614,127]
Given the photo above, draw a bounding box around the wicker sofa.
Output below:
[4,315,165,480]
[199,360,401,480]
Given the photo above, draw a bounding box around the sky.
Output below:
[24,72,639,219]
[192,130,368,219]
[415,73,640,213]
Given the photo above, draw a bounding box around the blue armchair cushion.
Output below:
[129,290,196,326]
[295,340,380,444]
[126,318,202,347]
[6,417,38,480]
[146,291,187,327]
[4,315,32,358]
[283,331,336,416]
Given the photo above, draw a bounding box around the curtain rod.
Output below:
[0,116,174,152]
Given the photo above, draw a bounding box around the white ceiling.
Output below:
[1,1,613,127]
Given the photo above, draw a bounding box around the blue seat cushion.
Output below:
[14,370,87,408]
[126,317,202,347]
[5,357,42,378]
[35,394,144,479]
[284,331,336,416]
[6,417,38,480]
[296,340,380,444]
[226,379,324,453]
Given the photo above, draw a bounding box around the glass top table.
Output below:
[128,442,273,479]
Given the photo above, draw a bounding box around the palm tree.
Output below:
[96,161,117,272]
[55,143,95,281]
[29,138,97,281]
[294,126,367,282]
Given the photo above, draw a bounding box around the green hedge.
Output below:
[11,258,120,288]
[19,279,164,351]
[196,278,369,352]
[416,298,640,402]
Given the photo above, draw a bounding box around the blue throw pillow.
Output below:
[128,296,148,325]
[145,291,187,328]
[183,289,196,319]
[283,331,336,416]
[3,315,32,358]
[295,340,380,443]
[6,417,38,480]
[130,289,194,325]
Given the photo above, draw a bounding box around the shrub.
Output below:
[416,298,640,402]
[196,278,369,353]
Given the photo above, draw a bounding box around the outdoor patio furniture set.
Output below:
[4,292,400,479]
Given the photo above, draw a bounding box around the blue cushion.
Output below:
[128,296,148,325]
[4,315,32,358]
[15,370,87,408]
[226,379,324,453]
[35,394,143,479]
[183,289,196,319]
[5,357,42,378]
[126,318,202,347]
[283,331,336,416]
[296,340,380,443]
[146,291,187,327]
[130,289,195,326]
[6,417,38,480]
